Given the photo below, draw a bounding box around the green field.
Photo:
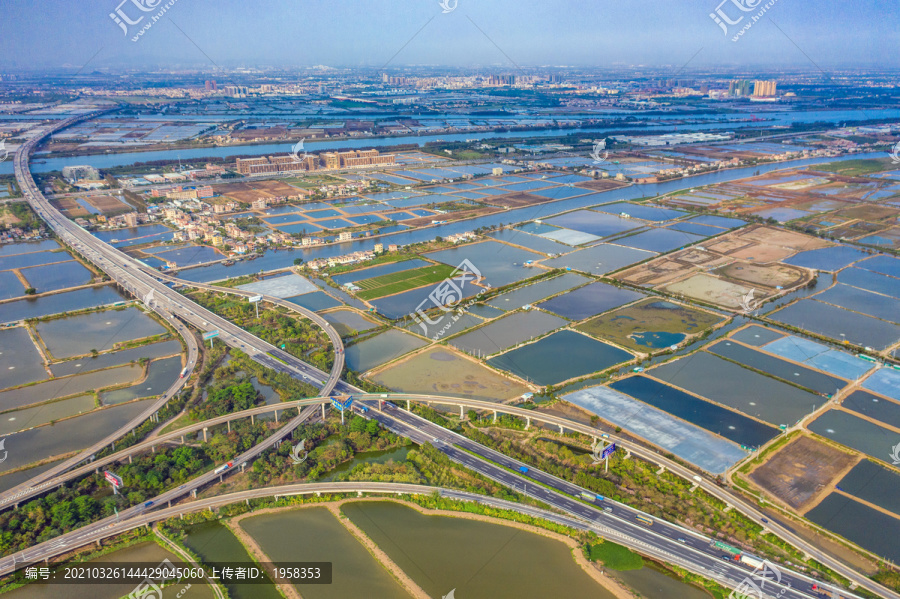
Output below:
[586,540,644,571]
[355,263,458,300]
[815,158,896,177]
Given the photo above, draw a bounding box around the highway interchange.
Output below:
[1,110,893,599]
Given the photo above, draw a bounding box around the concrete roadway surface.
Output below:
[8,112,893,599]
[1,118,344,508]
[358,397,870,599]
[0,405,319,577]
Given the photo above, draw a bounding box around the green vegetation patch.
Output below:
[815,158,897,177]
[576,298,722,351]
[355,263,457,300]
[586,540,644,570]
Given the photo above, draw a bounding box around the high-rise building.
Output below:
[752,80,777,97]
[205,80,217,91]
[728,80,753,97]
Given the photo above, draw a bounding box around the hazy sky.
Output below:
[0,0,897,71]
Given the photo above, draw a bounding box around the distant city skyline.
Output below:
[0,0,896,71]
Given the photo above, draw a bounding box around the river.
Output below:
[5,108,898,175]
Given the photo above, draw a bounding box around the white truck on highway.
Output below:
[739,553,765,569]
[213,461,234,475]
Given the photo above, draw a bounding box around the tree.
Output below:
[365,419,380,435]
[90,349,99,357]
[350,416,367,433]
[24,288,36,295]
[467,409,478,422]
[294,258,304,266]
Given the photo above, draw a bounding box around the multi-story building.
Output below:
[62,165,100,182]
[752,80,777,97]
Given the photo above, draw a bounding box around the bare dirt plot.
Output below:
[748,435,857,510]
[573,179,627,192]
[482,192,550,209]
[715,261,809,289]
[370,346,528,402]
[403,206,503,227]
[50,198,89,218]
[215,180,302,203]
[613,248,730,287]
[662,273,757,309]
[86,195,130,214]
[731,224,832,253]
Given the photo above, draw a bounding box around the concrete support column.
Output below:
[128,455,132,464]
[559,424,564,434]
[180,435,185,444]
[357,491,363,497]
[322,404,326,419]
[251,414,255,425]
[525,417,531,430]
[151,445,156,453]
[460,405,464,419]
[493,411,497,423]
[227,421,230,433]
[406,400,411,411]
[202,427,208,442]
[656,466,665,475]
[275,410,279,423]
[192,489,197,498]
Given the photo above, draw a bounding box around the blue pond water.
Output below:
[630,331,685,348]
[782,246,871,271]
[609,376,779,448]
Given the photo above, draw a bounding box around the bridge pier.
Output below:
[321,404,326,419]
[128,455,132,464]
[275,410,279,423]
[559,424,564,434]
[246,499,250,506]
[357,491,363,497]
[656,466,665,475]
[202,427,208,442]
[525,417,531,430]
[152,445,156,453]
[241,463,245,473]
[406,400,411,411]
[192,489,197,498]
[251,414,255,425]
[227,421,230,433]
[460,405,464,419]
[493,411,497,423]
[315,492,321,497]
[110,442,115,452]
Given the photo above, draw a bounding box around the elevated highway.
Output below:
[5,113,895,599]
